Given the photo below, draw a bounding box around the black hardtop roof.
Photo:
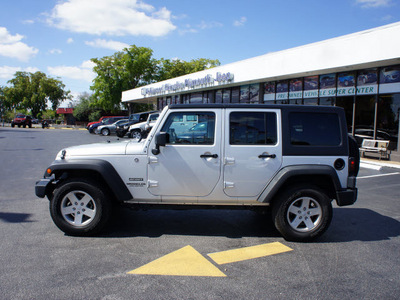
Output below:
[168,103,345,113]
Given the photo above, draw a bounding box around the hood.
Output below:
[56,140,144,159]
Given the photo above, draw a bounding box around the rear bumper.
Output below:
[336,188,358,206]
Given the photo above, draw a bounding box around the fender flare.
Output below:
[45,159,132,202]
[258,165,342,203]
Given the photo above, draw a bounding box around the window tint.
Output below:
[161,112,215,145]
[289,112,341,146]
[230,112,277,145]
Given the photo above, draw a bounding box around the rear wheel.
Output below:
[272,185,332,242]
[50,178,112,236]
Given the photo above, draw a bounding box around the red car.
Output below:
[11,114,32,128]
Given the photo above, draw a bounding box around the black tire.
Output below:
[272,185,332,242]
[11,123,15,128]
[50,178,112,236]
[116,131,125,138]
[130,129,141,140]
[101,128,110,136]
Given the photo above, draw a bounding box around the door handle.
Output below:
[200,154,218,158]
[258,154,276,159]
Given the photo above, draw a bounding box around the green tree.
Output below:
[90,45,220,113]
[90,45,157,113]
[156,58,220,81]
[4,71,70,117]
[73,92,101,122]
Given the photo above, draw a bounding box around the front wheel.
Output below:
[130,129,141,140]
[50,178,112,236]
[101,128,110,136]
[272,185,332,242]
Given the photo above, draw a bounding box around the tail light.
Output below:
[348,157,357,176]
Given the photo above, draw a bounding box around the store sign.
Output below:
[141,72,234,96]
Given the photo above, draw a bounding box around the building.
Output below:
[122,22,400,153]
[56,108,75,125]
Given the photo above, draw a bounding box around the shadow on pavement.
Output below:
[0,212,33,223]
[98,207,400,242]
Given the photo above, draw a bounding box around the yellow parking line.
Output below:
[208,242,293,265]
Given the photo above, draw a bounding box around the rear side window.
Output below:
[289,112,341,146]
[230,112,277,145]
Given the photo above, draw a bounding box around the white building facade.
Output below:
[122,22,400,151]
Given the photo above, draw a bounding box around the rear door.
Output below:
[223,109,282,197]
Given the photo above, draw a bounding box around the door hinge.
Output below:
[224,157,235,165]
[224,181,235,189]
[148,156,158,164]
[147,180,158,188]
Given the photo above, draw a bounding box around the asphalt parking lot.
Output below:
[0,127,399,299]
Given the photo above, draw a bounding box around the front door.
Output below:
[223,109,282,197]
[147,110,221,197]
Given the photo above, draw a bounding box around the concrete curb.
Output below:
[361,158,400,170]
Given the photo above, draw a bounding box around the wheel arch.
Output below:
[45,159,132,203]
[259,165,341,206]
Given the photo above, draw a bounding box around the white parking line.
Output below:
[358,172,400,179]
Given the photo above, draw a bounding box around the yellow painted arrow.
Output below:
[127,245,226,277]
[208,242,293,265]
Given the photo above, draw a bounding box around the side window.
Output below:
[289,112,341,146]
[230,112,277,145]
[161,112,215,145]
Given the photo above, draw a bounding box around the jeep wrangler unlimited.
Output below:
[35,104,359,241]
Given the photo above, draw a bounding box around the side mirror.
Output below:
[152,132,167,155]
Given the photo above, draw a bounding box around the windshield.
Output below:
[130,114,140,121]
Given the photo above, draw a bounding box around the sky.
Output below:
[0,0,399,107]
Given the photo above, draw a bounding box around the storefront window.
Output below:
[303,98,318,106]
[319,98,335,106]
[354,95,375,134]
[378,94,400,150]
[231,87,240,103]
[240,85,250,103]
[336,97,354,130]
[249,84,260,103]
[223,88,231,103]
[263,82,275,102]
[215,89,223,103]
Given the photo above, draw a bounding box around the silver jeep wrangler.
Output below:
[35,104,359,241]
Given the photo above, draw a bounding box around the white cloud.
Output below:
[0,66,40,80]
[233,17,247,27]
[198,21,223,30]
[85,39,129,51]
[49,49,62,54]
[48,60,96,83]
[355,0,392,8]
[0,27,38,62]
[47,0,176,37]
[67,37,74,44]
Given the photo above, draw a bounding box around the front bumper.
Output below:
[35,178,53,198]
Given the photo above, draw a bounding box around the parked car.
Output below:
[88,116,127,134]
[36,104,359,242]
[86,116,126,130]
[11,114,32,128]
[128,113,159,139]
[96,119,128,136]
[115,111,158,138]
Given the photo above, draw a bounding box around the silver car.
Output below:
[96,119,128,136]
